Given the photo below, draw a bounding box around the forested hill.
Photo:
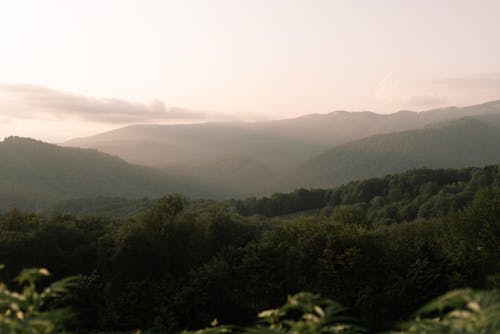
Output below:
[0,137,212,210]
[290,117,500,188]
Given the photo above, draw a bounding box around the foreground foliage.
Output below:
[392,289,500,334]
[0,265,76,333]
[185,290,500,334]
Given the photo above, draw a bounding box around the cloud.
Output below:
[0,83,207,123]
[375,73,500,110]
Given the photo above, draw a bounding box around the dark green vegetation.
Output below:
[186,290,500,334]
[0,137,213,211]
[64,100,500,195]
[233,165,500,222]
[0,166,498,333]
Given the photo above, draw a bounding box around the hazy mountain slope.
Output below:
[166,155,277,196]
[65,100,500,170]
[0,137,213,210]
[291,118,500,188]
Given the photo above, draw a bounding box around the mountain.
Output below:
[0,137,213,210]
[65,100,500,171]
[291,118,500,188]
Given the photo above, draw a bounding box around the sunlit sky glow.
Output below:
[1,0,500,141]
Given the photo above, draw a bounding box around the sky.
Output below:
[1,0,500,142]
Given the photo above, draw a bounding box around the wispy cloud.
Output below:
[0,83,207,123]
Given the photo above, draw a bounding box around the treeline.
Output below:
[49,196,152,218]
[232,166,500,221]
[0,167,498,333]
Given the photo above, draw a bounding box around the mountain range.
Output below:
[65,100,500,168]
[2,100,500,209]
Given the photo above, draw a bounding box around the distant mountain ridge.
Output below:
[65,100,500,167]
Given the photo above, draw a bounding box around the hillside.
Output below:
[0,137,213,210]
[291,118,500,188]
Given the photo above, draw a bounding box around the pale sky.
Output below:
[1,0,500,141]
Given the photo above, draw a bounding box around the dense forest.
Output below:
[0,165,498,333]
